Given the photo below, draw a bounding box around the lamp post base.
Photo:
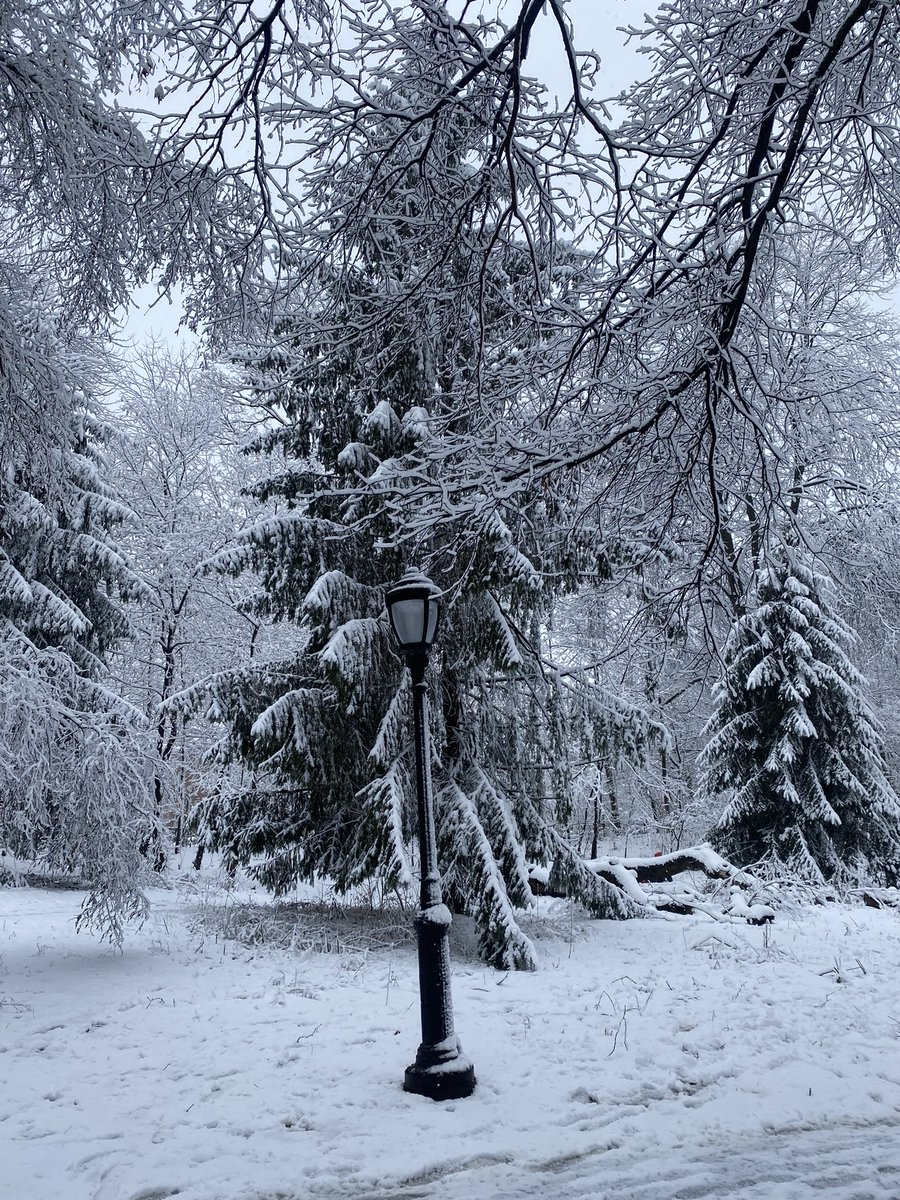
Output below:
[403,1037,476,1101]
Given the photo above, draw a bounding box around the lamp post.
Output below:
[385,569,476,1101]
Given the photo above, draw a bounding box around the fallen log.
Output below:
[531,844,775,924]
[861,889,900,910]
[591,846,734,884]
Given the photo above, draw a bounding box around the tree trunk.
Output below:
[590,788,600,860]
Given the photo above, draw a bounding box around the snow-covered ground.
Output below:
[2,877,900,1200]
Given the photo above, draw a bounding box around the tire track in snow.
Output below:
[318,1118,900,1200]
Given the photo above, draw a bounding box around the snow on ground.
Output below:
[2,877,900,1200]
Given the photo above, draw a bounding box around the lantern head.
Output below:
[385,570,441,655]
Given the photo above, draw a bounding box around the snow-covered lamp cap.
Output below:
[385,569,441,654]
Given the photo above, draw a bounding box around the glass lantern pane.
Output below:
[390,597,426,646]
[425,598,439,644]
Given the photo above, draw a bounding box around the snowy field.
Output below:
[2,876,900,1200]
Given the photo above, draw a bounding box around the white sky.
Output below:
[116,279,199,349]
[526,0,650,100]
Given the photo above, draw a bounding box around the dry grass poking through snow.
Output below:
[186,881,588,962]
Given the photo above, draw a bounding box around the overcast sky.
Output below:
[527,0,649,100]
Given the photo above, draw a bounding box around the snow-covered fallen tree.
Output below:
[531,844,776,925]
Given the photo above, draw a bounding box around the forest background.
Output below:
[5,0,900,968]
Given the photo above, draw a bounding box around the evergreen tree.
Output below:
[194,21,654,968]
[702,544,900,885]
[199,410,650,965]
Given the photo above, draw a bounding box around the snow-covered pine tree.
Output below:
[0,271,153,938]
[701,543,900,885]
[195,18,651,967]
[200,430,648,965]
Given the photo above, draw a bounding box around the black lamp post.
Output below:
[385,569,476,1101]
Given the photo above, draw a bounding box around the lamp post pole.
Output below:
[385,572,475,1101]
